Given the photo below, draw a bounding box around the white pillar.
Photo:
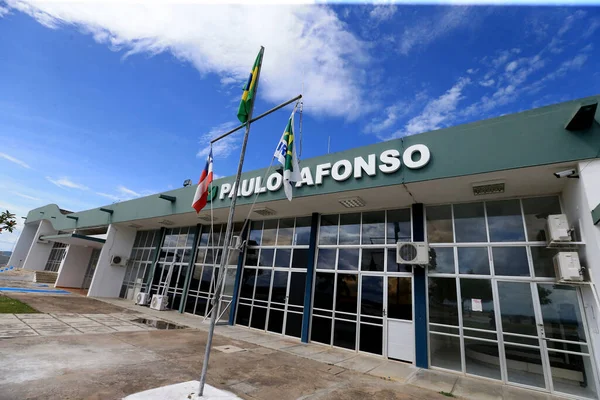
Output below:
[55,245,94,288]
[21,220,58,271]
[87,224,136,298]
[8,222,40,269]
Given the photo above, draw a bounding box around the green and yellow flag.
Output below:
[237,48,264,123]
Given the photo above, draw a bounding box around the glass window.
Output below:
[311,316,332,344]
[387,249,412,273]
[454,202,487,243]
[362,211,385,245]
[460,279,495,330]
[333,320,356,350]
[286,313,303,338]
[458,247,490,275]
[316,249,336,270]
[270,271,288,304]
[360,324,382,355]
[294,217,312,245]
[492,247,529,276]
[277,219,294,245]
[291,249,308,269]
[259,249,274,267]
[531,247,558,278]
[429,247,455,274]
[464,338,501,380]
[274,249,291,268]
[388,277,412,320]
[361,276,384,317]
[335,274,358,314]
[313,273,334,310]
[288,272,306,306]
[426,205,453,243]
[248,221,262,246]
[319,214,338,245]
[240,268,256,299]
[486,200,525,242]
[387,208,411,244]
[429,277,458,326]
[522,196,561,242]
[538,284,587,343]
[339,213,360,245]
[254,270,272,301]
[262,220,278,245]
[430,334,462,371]
[361,249,384,272]
[498,281,537,336]
[338,249,359,271]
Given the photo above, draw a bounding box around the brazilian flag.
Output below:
[237,48,264,123]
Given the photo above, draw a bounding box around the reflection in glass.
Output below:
[464,338,501,380]
[336,274,358,314]
[498,281,536,336]
[236,304,251,326]
[362,211,385,245]
[316,249,336,270]
[388,277,412,320]
[254,270,272,301]
[429,247,455,273]
[486,200,525,242]
[319,215,338,245]
[338,249,359,270]
[251,306,267,329]
[259,249,274,267]
[426,205,454,243]
[294,217,312,245]
[531,247,558,278]
[311,316,332,344]
[460,279,495,330]
[361,249,385,271]
[549,351,598,398]
[314,273,335,309]
[454,202,487,243]
[339,213,360,244]
[387,249,412,273]
[492,247,529,276]
[538,284,587,343]
[458,247,490,275]
[291,249,308,269]
[277,218,294,245]
[248,221,262,246]
[429,277,458,325]
[262,220,278,245]
[430,334,462,371]
[288,272,306,306]
[522,196,561,242]
[387,208,411,244]
[239,268,256,299]
[334,320,356,350]
[270,271,288,304]
[285,313,303,338]
[267,310,284,334]
[274,249,291,268]
[361,276,383,316]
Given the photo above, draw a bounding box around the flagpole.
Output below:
[198,46,265,398]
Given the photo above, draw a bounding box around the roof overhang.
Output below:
[39,233,105,249]
[593,203,600,226]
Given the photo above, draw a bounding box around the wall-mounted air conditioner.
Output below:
[546,214,571,242]
[553,252,583,282]
[110,255,127,266]
[397,242,429,265]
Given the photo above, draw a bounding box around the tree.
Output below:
[0,210,17,234]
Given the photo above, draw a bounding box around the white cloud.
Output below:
[95,185,150,202]
[117,185,140,197]
[369,5,397,22]
[388,78,470,138]
[557,10,586,36]
[399,7,473,55]
[11,192,41,202]
[46,176,89,191]
[197,121,240,160]
[479,79,495,87]
[95,192,121,201]
[0,5,10,17]
[6,1,369,119]
[583,19,599,38]
[505,61,518,72]
[364,103,404,134]
[0,152,31,169]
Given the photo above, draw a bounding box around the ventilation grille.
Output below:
[472,182,505,196]
[338,196,366,208]
[197,215,214,222]
[253,207,277,216]
[158,219,175,226]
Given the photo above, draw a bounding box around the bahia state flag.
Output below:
[192,148,214,213]
[274,107,301,201]
[237,48,264,124]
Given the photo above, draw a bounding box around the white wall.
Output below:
[8,221,39,268]
[21,220,58,271]
[55,245,94,288]
[87,224,136,298]
[561,159,600,372]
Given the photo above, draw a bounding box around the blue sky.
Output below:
[0,2,599,250]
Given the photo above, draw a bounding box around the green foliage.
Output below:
[0,210,17,234]
[439,391,455,397]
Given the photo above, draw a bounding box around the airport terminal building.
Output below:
[9,96,600,399]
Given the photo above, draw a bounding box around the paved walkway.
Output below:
[98,297,565,400]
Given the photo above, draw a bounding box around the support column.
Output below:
[88,225,136,298]
[301,212,319,343]
[229,222,250,326]
[22,220,57,271]
[8,221,39,269]
[180,224,201,313]
[412,203,428,368]
[55,245,94,288]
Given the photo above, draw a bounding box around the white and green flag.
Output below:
[274,107,301,201]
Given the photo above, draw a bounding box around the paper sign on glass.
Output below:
[472,298,482,312]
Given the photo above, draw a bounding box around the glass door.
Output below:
[359,275,384,355]
[386,276,413,362]
[536,284,598,399]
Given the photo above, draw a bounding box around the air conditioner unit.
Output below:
[136,292,150,306]
[553,252,583,282]
[110,255,126,266]
[150,294,169,311]
[546,214,571,242]
[397,242,429,265]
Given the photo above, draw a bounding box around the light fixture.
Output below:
[158,219,175,226]
[565,102,598,131]
[253,207,277,216]
[472,181,505,196]
[338,196,366,208]
[554,169,579,179]
[183,179,192,187]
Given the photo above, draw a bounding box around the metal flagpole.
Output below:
[198,47,265,397]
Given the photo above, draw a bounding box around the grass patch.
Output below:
[439,391,455,397]
[0,295,39,313]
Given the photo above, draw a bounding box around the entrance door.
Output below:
[359,275,384,355]
[386,276,413,362]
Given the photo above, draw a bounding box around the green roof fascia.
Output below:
[39,233,106,244]
[26,95,600,231]
[593,203,600,225]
